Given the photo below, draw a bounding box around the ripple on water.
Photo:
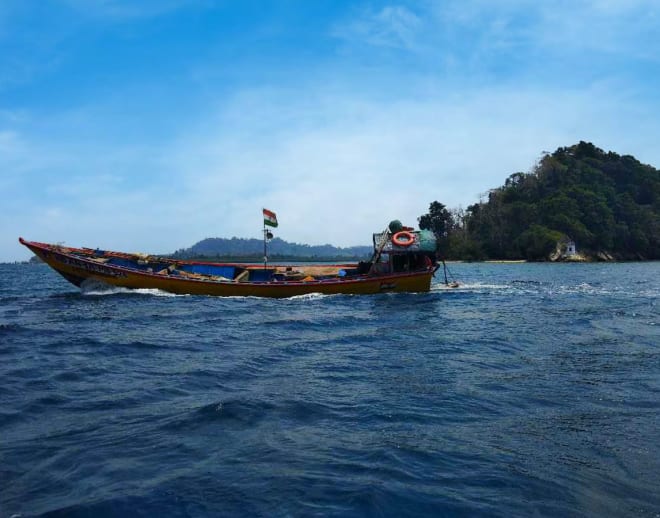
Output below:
[1,262,660,516]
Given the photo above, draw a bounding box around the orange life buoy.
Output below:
[392,231,415,247]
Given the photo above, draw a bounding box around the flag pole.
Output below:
[263,218,267,270]
[262,208,277,270]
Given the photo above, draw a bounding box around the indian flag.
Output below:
[263,208,278,228]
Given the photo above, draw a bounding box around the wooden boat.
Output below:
[19,227,439,298]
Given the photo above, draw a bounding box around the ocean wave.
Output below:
[81,284,185,297]
[430,282,510,292]
[3,261,660,518]
[285,292,328,301]
[0,322,23,334]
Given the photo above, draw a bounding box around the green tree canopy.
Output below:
[420,142,660,260]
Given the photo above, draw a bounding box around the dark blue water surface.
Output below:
[1,262,659,517]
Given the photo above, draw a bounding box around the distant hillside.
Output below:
[421,141,660,261]
[172,237,372,261]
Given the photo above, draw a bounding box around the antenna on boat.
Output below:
[438,258,460,288]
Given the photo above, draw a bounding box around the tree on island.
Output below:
[418,201,453,257]
[420,142,660,261]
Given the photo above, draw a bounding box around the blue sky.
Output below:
[2,0,659,261]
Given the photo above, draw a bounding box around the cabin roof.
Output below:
[372,230,437,254]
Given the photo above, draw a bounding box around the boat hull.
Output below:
[20,238,433,297]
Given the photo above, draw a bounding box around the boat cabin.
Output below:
[366,229,438,274]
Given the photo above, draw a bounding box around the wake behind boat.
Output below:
[19,221,440,298]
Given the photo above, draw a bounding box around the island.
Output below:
[418,142,660,261]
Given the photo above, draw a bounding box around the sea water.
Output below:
[1,262,658,517]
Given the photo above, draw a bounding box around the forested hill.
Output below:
[422,141,660,261]
[172,237,372,261]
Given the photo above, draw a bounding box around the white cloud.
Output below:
[4,75,660,263]
[534,2,660,61]
[149,82,660,250]
[0,129,23,154]
[332,0,660,69]
[332,5,423,51]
